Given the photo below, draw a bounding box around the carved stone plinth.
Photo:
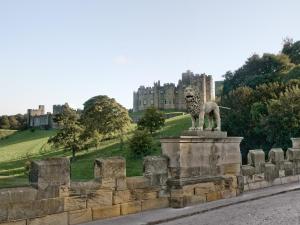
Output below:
[161,131,243,208]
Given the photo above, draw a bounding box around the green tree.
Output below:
[282,39,300,65]
[8,116,20,130]
[82,95,131,142]
[137,107,165,134]
[48,105,84,159]
[0,116,10,129]
[129,129,155,158]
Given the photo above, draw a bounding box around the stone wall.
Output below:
[1,138,300,224]
[242,138,300,191]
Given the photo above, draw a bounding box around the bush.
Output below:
[129,129,155,158]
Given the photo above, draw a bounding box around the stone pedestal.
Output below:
[161,131,243,208]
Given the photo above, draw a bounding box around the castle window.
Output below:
[165,100,167,104]
[150,100,154,105]
[139,100,142,105]
[143,100,147,105]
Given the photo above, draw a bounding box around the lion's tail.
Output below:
[219,106,231,110]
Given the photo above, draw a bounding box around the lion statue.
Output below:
[184,86,221,131]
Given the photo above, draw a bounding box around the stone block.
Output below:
[116,177,127,190]
[86,189,113,208]
[169,196,187,208]
[94,157,126,180]
[7,198,64,221]
[142,197,169,211]
[143,156,168,175]
[236,175,244,193]
[29,158,70,189]
[92,205,120,220]
[241,165,255,176]
[0,204,8,223]
[70,181,101,196]
[264,163,279,182]
[194,182,216,195]
[248,182,261,190]
[113,190,133,204]
[68,209,92,225]
[64,196,86,212]
[284,161,294,176]
[221,189,236,199]
[27,212,68,225]
[268,148,284,169]
[133,189,158,200]
[253,173,264,182]
[186,195,206,205]
[0,187,37,204]
[219,163,240,175]
[292,138,300,148]
[287,148,300,161]
[281,175,299,184]
[206,191,221,202]
[120,201,141,215]
[272,178,282,186]
[0,220,26,225]
[247,150,265,173]
[260,181,270,188]
[126,177,150,189]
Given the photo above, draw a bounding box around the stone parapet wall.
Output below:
[242,138,300,192]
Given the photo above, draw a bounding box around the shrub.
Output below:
[129,129,155,158]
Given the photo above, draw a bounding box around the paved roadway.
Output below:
[160,190,300,225]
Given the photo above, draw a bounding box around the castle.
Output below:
[27,104,68,128]
[133,70,215,112]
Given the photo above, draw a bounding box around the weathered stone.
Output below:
[181,130,227,138]
[247,150,265,173]
[287,148,300,161]
[116,177,127,190]
[248,182,261,190]
[0,204,8,223]
[142,197,169,211]
[292,138,300,149]
[281,175,299,184]
[241,165,255,176]
[186,195,206,205]
[236,175,244,194]
[0,220,26,225]
[221,189,236,199]
[27,212,68,225]
[143,156,168,187]
[126,177,150,189]
[169,196,187,208]
[120,201,141,215]
[161,137,243,179]
[206,191,221,202]
[64,196,86,211]
[86,189,112,208]
[94,157,126,180]
[29,158,70,199]
[268,148,284,169]
[7,198,64,221]
[133,189,158,200]
[68,209,92,225]
[284,161,294,176]
[92,205,120,220]
[0,187,37,204]
[272,178,282,186]
[113,190,133,204]
[264,163,279,182]
[70,181,101,196]
[253,173,264,182]
[194,182,216,195]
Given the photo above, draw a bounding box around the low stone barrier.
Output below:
[242,138,300,191]
[1,137,300,225]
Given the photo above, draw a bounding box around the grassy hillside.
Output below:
[0,114,190,188]
[0,129,17,139]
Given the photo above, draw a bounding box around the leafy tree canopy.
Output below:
[137,107,165,134]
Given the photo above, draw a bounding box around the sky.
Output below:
[1,0,300,115]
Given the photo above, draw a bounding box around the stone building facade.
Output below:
[133,70,215,112]
[27,104,68,128]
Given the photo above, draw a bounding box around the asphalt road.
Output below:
[160,190,300,225]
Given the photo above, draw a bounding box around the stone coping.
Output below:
[167,175,225,188]
[160,137,243,143]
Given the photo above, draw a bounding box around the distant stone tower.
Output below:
[133,70,215,112]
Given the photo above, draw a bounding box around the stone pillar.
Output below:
[29,157,70,199]
[94,157,126,190]
[287,139,300,174]
[143,156,168,187]
[292,138,300,149]
[268,148,284,170]
[247,150,265,173]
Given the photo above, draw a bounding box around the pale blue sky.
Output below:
[1,0,300,115]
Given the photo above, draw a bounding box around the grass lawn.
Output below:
[0,114,190,188]
[0,129,17,139]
